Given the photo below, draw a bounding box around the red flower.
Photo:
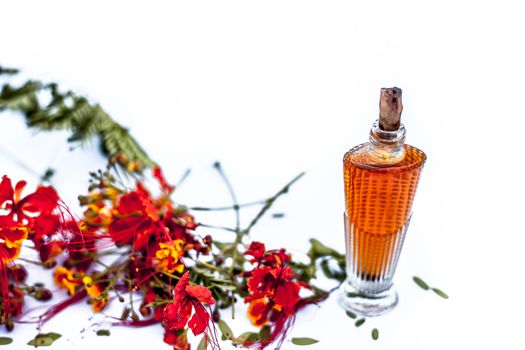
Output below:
[245,265,300,310]
[245,241,266,263]
[108,187,166,250]
[0,225,27,262]
[244,244,305,329]
[0,175,74,267]
[163,329,190,350]
[0,176,59,224]
[163,271,215,336]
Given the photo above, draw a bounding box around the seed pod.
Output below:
[139,303,151,317]
[35,289,53,301]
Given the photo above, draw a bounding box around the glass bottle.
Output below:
[339,87,426,316]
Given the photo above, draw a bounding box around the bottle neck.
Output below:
[368,120,406,166]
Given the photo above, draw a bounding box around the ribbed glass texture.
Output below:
[343,144,426,294]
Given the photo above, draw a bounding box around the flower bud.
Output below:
[213,309,220,323]
[5,316,14,332]
[139,303,151,317]
[34,289,53,301]
[8,264,27,282]
[203,235,212,246]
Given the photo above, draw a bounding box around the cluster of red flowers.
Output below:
[0,175,71,330]
[243,242,311,348]
[0,169,331,350]
[47,168,215,348]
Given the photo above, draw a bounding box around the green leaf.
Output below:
[371,328,379,340]
[218,320,233,340]
[355,318,366,327]
[413,276,430,290]
[259,325,271,342]
[0,337,13,345]
[291,337,319,346]
[308,239,344,260]
[431,288,449,299]
[237,332,259,343]
[27,333,62,347]
[197,336,208,350]
[209,283,237,291]
[0,74,155,173]
[96,330,111,336]
[45,333,61,341]
[345,311,357,319]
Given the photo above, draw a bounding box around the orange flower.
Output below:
[247,298,270,326]
[81,187,119,227]
[53,267,82,295]
[0,226,28,263]
[82,276,107,312]
[155,240,185,273]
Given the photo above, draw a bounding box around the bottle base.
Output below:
[338,281,398,317]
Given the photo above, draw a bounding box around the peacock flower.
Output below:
[0,226,28,263]
[243,242,305,330]
[108,184,170,251]
[154,240,185,274]
[163,329,190,350]
[53,267,82,296]
[82,276,107,312]
[162,271,215,336]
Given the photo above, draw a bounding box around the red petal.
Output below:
[163,329,190,350]
[153,166,174,193]
[163,301,192,331]
[32,214,60,240]
[187,302,210,336]
[245,241,266,259]
[19,186,59,215]
[14,180,27,203]
[274,281,300,309]
[174,271,191,301]
[108,216,145,247]
[0,227,27,244]
[247,266,273,294]
[0,175,13,206]
[186,284,215,305]
[116,192,146,215]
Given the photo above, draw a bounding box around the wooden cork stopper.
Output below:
[378,87,403,131]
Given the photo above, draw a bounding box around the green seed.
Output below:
[413,276,430,290]
[431,288,449,299]
[345,311,357,319]
[218,320,233,340]
[371,328,379,340]
[291,337,319,345]
[0,337,13,345]
[355,318,365,327]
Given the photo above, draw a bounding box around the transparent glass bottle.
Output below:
[339,88,426,316]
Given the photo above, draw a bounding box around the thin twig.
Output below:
[245,172,305,233]
[213,162,240,232]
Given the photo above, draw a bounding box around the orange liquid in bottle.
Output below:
[343,144,426,280]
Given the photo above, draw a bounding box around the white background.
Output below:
[1,0,525,349]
